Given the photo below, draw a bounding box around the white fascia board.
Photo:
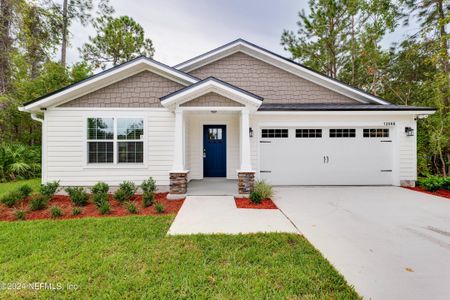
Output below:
[21,58,198,112]
[176,40,390,105]
[161,80,262,108]
[255,110,436,116]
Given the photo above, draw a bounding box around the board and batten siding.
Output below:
[44,108,175,187]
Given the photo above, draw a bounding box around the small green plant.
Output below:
[50,206,63,218]
[29,193,50,211]
[40,181,60,197]
[252,180,273,199]
[1,190,23,207]
[93,192,109,207]
[155,201,164,213]
[141,177,156,194]
[114,181,136,202]
[65,186,89,206]
[142,192,154,207]
[91,182,109,194]
[72,207,82,216]
[18,184,33,198]
[14,209,26,220]
[99,201,110,215]
[249,189,263,204]
[442,177,450,191]
[418,176,444,192]
[126,202,139,214]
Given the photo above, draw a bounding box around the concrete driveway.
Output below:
[274,186,450,300]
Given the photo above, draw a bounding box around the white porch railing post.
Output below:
[172,108,185,171]
[239,108,252,171]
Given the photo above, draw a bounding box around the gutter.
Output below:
[30,113,44,123]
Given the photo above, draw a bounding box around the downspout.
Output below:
[31,113,44,123]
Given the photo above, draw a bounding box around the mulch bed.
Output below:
[0,193,184,222]
[235,197,278,209]
[404,186,450,200]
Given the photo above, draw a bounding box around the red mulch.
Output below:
[404,186,450,200]
[0,193,184,222]
[235,197,278,209]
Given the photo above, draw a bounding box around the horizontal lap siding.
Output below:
[398,121,417,181]
[45,109,174,186]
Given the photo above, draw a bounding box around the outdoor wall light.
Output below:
[405,127,414,137]
[249,127,253,138]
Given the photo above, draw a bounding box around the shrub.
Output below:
[18,184,33,198]
[91,182,109,194]
[142,192,154,207]
[418,176,444,192]
[15,209,26,220]
[65,187,89,206]
[40,181,60,197]
[114,181,136,202]
[50,206,63,218]
[29,193,50,211]
[0,143,41,182]
[72,207,82,216]
[141,177,156,194]
[98,201,110,215]
[249,189,263,204]
[93,193,108,208]
[155,202,164,213]
[252,180,273,199]
[442,177,450,191]
[1,190,23,207]
[126,202,139,214]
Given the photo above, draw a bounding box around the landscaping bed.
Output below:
[404,186,450,200]
[0,192,183,221]
[235,197,277,209]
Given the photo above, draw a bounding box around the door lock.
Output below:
[203,148,206,158]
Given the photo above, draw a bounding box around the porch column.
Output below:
[169,108,188,198]
[238,108,255,194]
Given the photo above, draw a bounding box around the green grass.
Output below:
[0,178,41,198]
[0,216,359,299]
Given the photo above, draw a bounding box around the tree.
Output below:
[80,16,155,69]
[0,0,15,93]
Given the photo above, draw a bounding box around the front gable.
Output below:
[189,52,360,105]
[180,92,244,107]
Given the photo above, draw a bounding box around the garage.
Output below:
[259,127,394,185]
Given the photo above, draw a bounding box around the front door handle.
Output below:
[324,156,326,164]
[327,156,329,163]
[203,148,206,158]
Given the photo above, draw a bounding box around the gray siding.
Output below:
[180,92,244,107]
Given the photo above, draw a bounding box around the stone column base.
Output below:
[168,171,189,199]
[400,180,416,187]
[238,171,255,195]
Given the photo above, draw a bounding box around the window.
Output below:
[208,128,222,140]
[261,129,288,138]
[329,128,356,138]
[363,128,389,138]
[296,129,322,138]
[87,117,144,164]
[87,118,114,163]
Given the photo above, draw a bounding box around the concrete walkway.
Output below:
[187,178,237,196]
[168,196,299,235]
[273,186,450,300]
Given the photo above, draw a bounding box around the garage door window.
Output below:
[329,128,356,138]
[296,129,322,138]
[261,129,288,138]
[363,128,389,138]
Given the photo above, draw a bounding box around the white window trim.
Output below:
[83,115,147,169]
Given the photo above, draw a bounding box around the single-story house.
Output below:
[19,39,435,197]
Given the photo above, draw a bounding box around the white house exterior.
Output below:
[19,39,435,196]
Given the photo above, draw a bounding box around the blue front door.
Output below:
[203,125,226,177]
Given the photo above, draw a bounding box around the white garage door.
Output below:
[260,127,393,185]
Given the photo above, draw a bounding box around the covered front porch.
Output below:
[159,77,262,198]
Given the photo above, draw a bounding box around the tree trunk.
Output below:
[61,0,68,67]
[437,0,449,108]
[28,6,40,79]
[0,0,12,94]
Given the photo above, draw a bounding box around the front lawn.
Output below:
[0,178,41,198]
[0,216,359,299]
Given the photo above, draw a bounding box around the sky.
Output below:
[65,0,418,67]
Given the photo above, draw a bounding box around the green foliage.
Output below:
[98,201,110,215]
[0,143,41,182]
[65,186,89,206]
[29,193,49,211]
[252,180,273,199]
[114,181,136,202]
[50,206,63,218]
[418,176,445,192]
[154,202,164,213]
[39,181,60,197]
[81,15,155,69]
[142,192,154,208]
[126,202,138,214]
[18,184,33,198]
[141,177,156,194]
[249,190,263,204]
[92,192,108,208]
[72,207,82,216]
[91,182,109,194]
[1,190,23,207]
[14,209,26,221]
